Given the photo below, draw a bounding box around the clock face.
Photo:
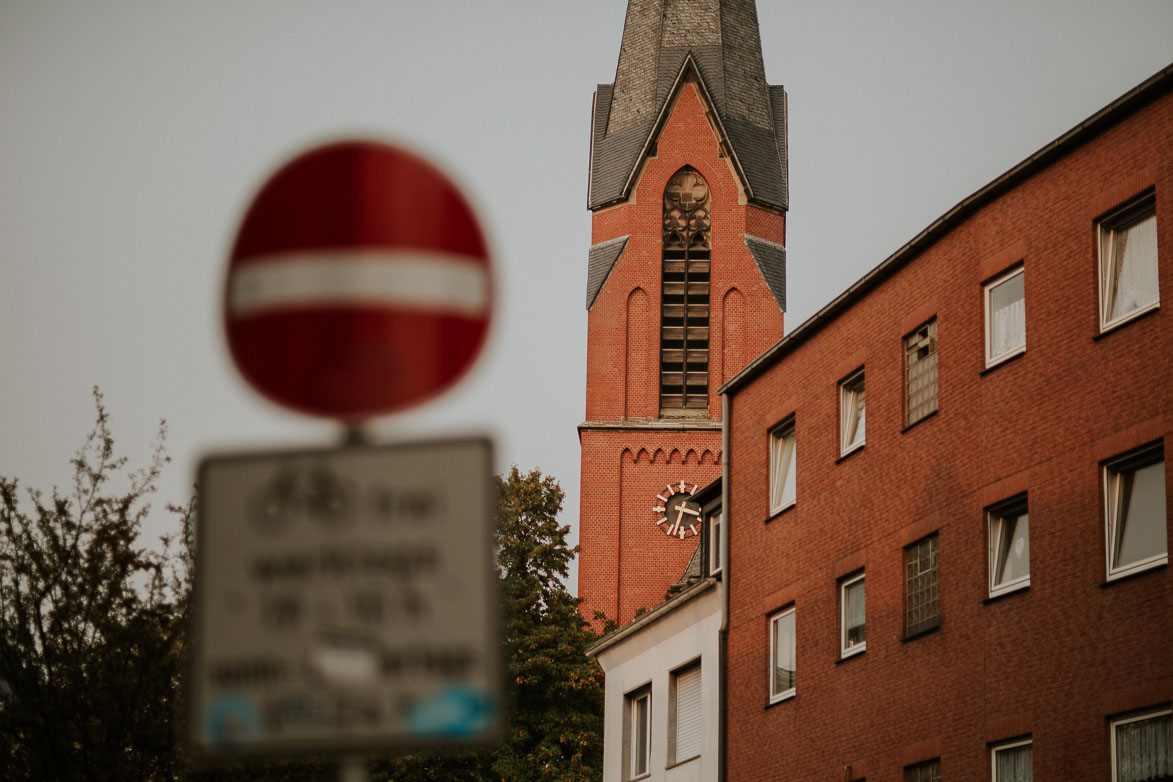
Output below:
[653,480,702,539]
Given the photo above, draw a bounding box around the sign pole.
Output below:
[342,423,370,447]
[340,414,366,782]
[339,754,365,782]
[191,139,502,769]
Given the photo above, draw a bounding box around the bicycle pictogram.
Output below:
[250,463,355,536]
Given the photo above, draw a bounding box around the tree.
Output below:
[0,395,603,780]
[0,388,191,781]
[376,467,604,781]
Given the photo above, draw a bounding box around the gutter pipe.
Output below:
[718,391,731,782]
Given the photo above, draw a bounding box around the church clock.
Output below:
[653,481,702,539]
[576,0,788,626]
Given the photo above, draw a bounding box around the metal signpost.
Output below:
[191,140,499,777]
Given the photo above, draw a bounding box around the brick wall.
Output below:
[579,78,786,627]
[578,429,722,626]
[723,87,1173,780]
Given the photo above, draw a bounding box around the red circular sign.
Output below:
[225,141,492,420]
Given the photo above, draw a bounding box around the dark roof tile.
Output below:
[589,0,788,211]
[744,234,786,311]
[586,235,630,310]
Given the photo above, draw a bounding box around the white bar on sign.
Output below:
[310,643,380,686]
[230,250,489,317]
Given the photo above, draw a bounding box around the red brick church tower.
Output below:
[579,0,789,627]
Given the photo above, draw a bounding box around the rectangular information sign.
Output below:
[188,438,501,757]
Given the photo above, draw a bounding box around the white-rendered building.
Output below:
[589,481,724,782]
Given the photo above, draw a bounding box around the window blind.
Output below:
[674,665,702,762]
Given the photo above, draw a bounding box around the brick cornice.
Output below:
[1092,415,1169,462]
[979,241,1027,284]
[579,419,723,433]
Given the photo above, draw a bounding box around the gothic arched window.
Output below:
[661,167,711,411]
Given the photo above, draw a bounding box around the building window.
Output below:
[623,686,651,780]
[769,418,797,514]
[905,319,938,427]
[669,662,702,765]
[986,265,1025,366]
[1112,708,1172,782]
[904,534,939,637]
[769,607,796,703]
[708,509,722,575]
[839,369,866,455]
[661,167,712,412]
[905,758,941,782]
[840,571,866,657]
[992,739,1033,782]
[988,495,1030,597]
[1098,193,1159,331]
[1104,443,1167,580]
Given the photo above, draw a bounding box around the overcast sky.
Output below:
[2,1,1171,592]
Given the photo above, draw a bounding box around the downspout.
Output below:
[718,391,731,782]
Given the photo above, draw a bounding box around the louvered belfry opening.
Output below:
[661,167,712,412]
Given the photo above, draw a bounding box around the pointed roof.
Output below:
[589,0,788,211]
[586,235,630,310]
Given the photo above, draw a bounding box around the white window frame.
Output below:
[668,661,702,766]
[708,509,722,575]
[624,686,652,781]
[768,606,796,704]
[985,265,1026,367]
[839,571,866,657]
[1103,443,1167,581]
[905,758,941,782]
[769,418,797,515]
[1111,707,1173,782]
[991,738,1033,782]
[1098,194,1160,332]
[987,496,1030,598]
[839,369,866,456]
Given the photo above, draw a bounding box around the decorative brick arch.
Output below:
[625,287,652,417]
[722,286,746,383]
[625,445,720,466]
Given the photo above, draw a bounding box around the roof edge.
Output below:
[720,61,1173,397]
[593,52,760,211]
[578,419,723,432]
[587,88,599,207]
[586,234,630,310]
[617,54,732,203]
[678,54,755,203]
[586,577,718,657]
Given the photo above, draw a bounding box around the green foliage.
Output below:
[376,467,604,782]
[0,396,603,780]
[0,388,191,781]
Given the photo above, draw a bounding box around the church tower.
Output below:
[579,0,788,626]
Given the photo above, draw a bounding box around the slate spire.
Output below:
[589,0,787,211]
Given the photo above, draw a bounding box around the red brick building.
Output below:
[578,0,788,627]
[721,65,1173,781]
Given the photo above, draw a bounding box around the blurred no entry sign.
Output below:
[225,141,492,419]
